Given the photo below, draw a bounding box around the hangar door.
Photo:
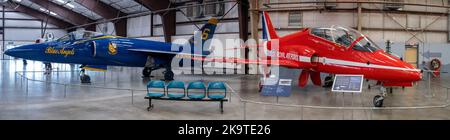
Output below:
[404,45,418,68]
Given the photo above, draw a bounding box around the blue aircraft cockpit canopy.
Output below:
[57,31,105,42]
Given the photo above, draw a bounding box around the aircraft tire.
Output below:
[142,68,152,77]
[80,75,91,83]
[373,95,384,107]
[164,71,174,81]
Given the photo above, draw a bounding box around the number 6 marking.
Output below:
[202,28,211,40]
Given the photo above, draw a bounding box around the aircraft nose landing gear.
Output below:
[373,87,388,107]
[373,95,384,107]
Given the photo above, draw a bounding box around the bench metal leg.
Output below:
[220,100,224,114]
[147,99,154,111]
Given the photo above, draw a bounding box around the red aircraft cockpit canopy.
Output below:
[311,25,382,53]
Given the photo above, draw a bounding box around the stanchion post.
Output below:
[342,92,345,120]
[243,102,246,120]
[26,78,28,97]
[131,90,134,105]
[276,96,279,104]
[300,106,304,120]
[20,74,23,87]
[351,93,354,120]
[446,88,449,102]
[428,72,431,96]
[229,91,231,103]
[64,84,67,98]
[104,72,106,84]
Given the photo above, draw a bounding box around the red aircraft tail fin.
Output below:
[262,11,279,40]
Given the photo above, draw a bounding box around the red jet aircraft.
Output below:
[197,11,422,107]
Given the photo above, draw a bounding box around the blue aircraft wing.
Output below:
[127,48,208,57]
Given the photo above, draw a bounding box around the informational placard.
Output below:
[261,78,293,97]
[331,75,364,93]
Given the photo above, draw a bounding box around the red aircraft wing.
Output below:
[191,56,301,68]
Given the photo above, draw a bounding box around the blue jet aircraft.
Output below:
[5,18,219,83]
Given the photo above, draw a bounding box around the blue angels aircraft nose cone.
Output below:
[4,47,29,58]
[4,49,13,57]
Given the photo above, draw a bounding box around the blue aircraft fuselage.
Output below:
[5,36,176,68]
[5,18,218,76]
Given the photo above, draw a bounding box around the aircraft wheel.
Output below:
[142,68,152,77]
[368,85,371,89]
[80,75,91,83]
[164,71,174,81]
[373,95,384,107]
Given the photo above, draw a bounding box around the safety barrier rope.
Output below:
[13,69,450,111]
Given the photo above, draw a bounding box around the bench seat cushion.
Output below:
[209,94,225,99]
[147,92,165,98]
[168,93,184,99]
[188,94,206,99]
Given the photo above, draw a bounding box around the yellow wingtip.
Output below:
[208,18,219,25]
[83,67,107,72]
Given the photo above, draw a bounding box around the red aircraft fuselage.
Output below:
[260,11,422,87]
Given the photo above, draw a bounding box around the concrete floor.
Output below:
[1,59,449,120]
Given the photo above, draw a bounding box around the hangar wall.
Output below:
[0,7,67,59]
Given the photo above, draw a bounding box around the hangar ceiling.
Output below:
[1,0,235,41]
[3,0,192,29]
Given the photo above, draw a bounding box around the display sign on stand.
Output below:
[261,77,293,97]
[332,75,364,93]
[331,74,364,120]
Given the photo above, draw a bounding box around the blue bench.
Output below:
[145,80,228,113]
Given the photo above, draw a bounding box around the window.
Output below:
[311,28,334,42]
[288,12,302,27]
[186,2,202,18]
[332,29,353,47]
[57,34,71,42]
[204,0,217,16]
[186,3,194,18]
[352,37,381,52]
[204,0,225,16]
[316,0,337,9]
[384,0,404,10]
[216,0,225,16]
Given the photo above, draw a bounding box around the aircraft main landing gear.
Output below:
[80,69,91,83]
[142,67,153,78]
[44,63,52,75]
[163,70,174,81]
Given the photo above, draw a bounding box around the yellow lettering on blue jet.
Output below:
[45,47,75,57]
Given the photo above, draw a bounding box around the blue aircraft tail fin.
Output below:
[185,18,219,56]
